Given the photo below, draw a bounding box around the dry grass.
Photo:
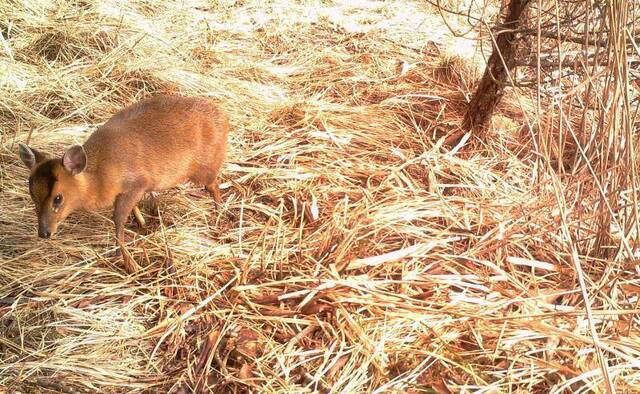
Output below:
[1,0,639,393]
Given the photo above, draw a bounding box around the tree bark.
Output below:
[463,0,531,131]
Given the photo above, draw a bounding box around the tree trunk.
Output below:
[463,0,531,131]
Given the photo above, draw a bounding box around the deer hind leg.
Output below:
[205,179,222,205]
[192,164,223,205]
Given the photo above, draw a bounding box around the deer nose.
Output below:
[39,229,51,238]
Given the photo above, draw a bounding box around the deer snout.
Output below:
[38,218,54,239]
[38,228,51,238]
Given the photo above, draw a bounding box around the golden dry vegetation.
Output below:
[1,0,639,393]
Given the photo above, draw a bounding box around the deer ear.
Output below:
[18,143,47,169]
[62,145,87,175]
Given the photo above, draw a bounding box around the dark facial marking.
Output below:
[31,159,59,202]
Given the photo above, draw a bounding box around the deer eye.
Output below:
[53,194,63,207]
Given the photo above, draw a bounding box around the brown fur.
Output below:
[19,95,230,271]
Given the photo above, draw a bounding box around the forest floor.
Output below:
[1,0,638,392]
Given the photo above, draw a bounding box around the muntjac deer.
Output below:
[18,95,229,273]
